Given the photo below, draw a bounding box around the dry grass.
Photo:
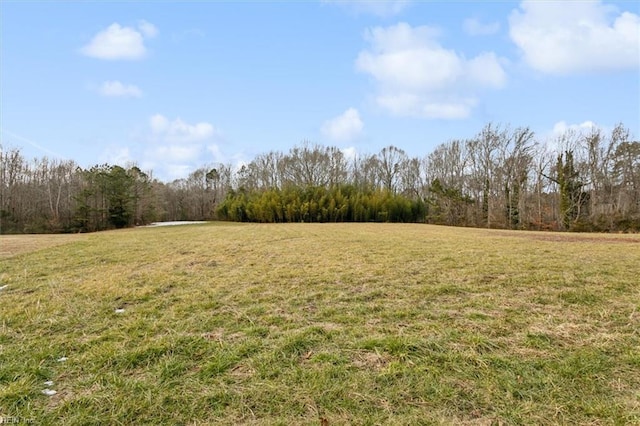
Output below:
[0,222,639,424]
[0,234,86,258]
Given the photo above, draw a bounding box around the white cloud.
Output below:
[99,80,142,98]
[164,164,193,181]
[323,0,411,17]
[149,114,215,143]
[509,1,640,74]
[207,144,225,163]
[149,114,169,133]
[357,25,461,92]
[80,21,157,60]
[153,144,202,162]
[321,108,364,142]
[142,114,220,180]
[376,94,476,119]
[466,52,507,88]
[100,146,132,165]
[463,17,500,36]
[356,22,507,119]
[545,120,602,152]
[552,120,598,136]
[138,20,158,38]
[341,146,358,162]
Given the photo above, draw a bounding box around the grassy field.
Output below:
[0,223,639,425]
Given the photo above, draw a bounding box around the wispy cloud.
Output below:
[0,128,66,159]
[137,20,158,38]
[100,146,132,165]
[321,108,364,142]
[463,17,500,36]
[322,0,411,17]
[99,81,143,98]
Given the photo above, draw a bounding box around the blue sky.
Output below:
[1,0,639,181]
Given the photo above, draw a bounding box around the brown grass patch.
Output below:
[0,234,85,258]
[495,230,640,244]
[352,351,392,370]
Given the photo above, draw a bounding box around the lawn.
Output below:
[0,223,639,425]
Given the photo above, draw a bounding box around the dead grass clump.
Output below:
[352,351,392,370]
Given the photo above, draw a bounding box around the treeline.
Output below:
[0,156,230,233]
[1,122,639,233]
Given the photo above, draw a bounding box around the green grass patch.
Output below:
[1,223,639,424]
